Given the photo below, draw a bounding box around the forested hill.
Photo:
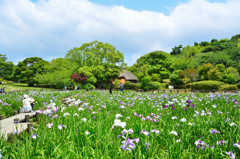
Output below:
[128,34,240,81]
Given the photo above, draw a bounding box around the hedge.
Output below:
[174,85,186,89]
[190,81,225,90]
[219,85,237,90]
[124,81,141,90]
[145,82,161,90]
[161,83,169,89]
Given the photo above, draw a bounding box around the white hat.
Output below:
[23,94,28,98]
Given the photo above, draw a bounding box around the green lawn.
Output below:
[2,83,58,92]
[162,79,170,83]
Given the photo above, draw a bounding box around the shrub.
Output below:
[237,84,240,89]
[124,82,140,90]
[81,83,95,91]
[161,83,169,89]
[219,85,237,90]
[151,74,159,82]
[227,73,237,84]
[7,81,13,85]
[113,79,120,88]
[170,74,182,85]
[185,83,192,89]
[147,82,161,90]
[103,84,109,89]
[123,81,131,88]
[174,85,185,89]
[190,81,224,90]
[141,77,151,89]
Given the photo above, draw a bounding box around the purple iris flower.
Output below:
[145,143,149,150]
[225,151,235,159]
[191,104,195,108]
[31,133,39,139]
[216,140,228,146]
[210,129,220,135]
[233,142,240,149]
[184,107,187,111]
[121,138,136,151]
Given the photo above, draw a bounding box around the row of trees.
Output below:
[127,34,240,86]
[1,41,126,89]
[1,34,240,90]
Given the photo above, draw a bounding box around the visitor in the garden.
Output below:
[109,82,113,94]
[77,86,80,90]
[20,94,35,113]
[75,86,77,90]
[64,86,66,90]
[120,83,124,93]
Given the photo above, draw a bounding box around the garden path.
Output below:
[0,112,36,139]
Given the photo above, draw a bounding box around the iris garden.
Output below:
[1,90,240,158]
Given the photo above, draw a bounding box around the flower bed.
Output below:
[0,90,85,119]
[1,90,240,158]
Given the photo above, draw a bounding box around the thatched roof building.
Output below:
[117,70,138,83]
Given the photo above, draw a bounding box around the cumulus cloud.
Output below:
[0,0,239,66]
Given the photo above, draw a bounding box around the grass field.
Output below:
[2,83,58,92]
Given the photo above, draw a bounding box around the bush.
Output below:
[7,81,13,85]
[124,83,141,90]
[185,83,192,89]
[81,83,95,91]
[151,74,159,82]
[113,79,120,88]
[161,83,169,89]
[147,82,161,90]
[190,81,225,90]
[219,85,237,90]
[103,84,109,89]
[227,73,237,84]
[174,85,185,89]
[170,74,182,85]
[141,77,151,89]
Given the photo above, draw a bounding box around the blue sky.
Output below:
[0,0,239,66]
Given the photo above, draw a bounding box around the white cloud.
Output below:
[0,0,240,66]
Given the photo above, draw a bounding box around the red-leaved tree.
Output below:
[70,73,87,84]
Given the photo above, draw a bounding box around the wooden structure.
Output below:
[0,112,36,140]
[116,70,138,83]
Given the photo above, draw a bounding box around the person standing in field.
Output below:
[64,86,66,90]
[109,82,113,94]
[120,83,124,93]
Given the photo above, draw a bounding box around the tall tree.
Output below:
[13,57,49,86]
[65,41,124,68]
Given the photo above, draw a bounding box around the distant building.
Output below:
[117,70,138,83]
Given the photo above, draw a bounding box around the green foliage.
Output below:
[161,83,169,89]
[185,83,193,89]
[81,83,95,90]
[198,63,214,80]
[219,85,237,90]
[12,57,50,86]
[226,67,240,81]
[0,60,15,80]
[147,82,161,90]
[103,84,109,89]
[113,79,120,88]
[190,81,225,90]
[141,77,151,89]
[170,45,182,55]
[151,74,159,82]
[65,41,124,68]
[207,67,222,81]
[170,74,182,85]
[123,82,141,90]
[227,73,237,84]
